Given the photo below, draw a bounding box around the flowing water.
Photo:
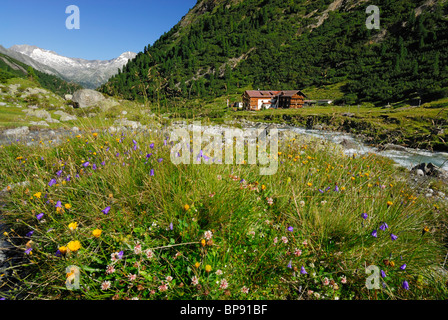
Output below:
[283,126,448,171]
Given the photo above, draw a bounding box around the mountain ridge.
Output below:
[3,45,137,89]
[100,0,448,106]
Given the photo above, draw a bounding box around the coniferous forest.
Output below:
[100,0,448,106]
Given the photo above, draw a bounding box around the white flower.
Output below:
[220,278,228,290]
[134,244,142,254]
[166,276,173,282]
[215,269,223,276]
[101,280,111,290]
[191,276,199,286]
[106,265,115,274]
[241,286,249,294]
[204,230,213,240]
[145,248,154,259]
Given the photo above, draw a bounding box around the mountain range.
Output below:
[0,45,137,89]
[100,0,448,106]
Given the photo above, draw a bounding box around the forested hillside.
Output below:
[100,0,448,106]
[0,52,83,96]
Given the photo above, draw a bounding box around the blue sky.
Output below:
[0,0,197,60]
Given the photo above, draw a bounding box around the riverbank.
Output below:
[228,104,448,152]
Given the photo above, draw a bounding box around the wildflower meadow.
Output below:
[0,122,447,300]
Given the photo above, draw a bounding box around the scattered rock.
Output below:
[4,126,29,136]
[411,163,447,178]
[72,89,105,108]
[54,111,77,121]
[383,144,408,152]
[339,138,358,149]
[29,121,50,127]
[113,119,143,130]
[342,112,355,117]
[65,94,73,101]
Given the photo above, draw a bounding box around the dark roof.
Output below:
[244,90,307,98]
[244,90,280,98]
[277,90,307,98]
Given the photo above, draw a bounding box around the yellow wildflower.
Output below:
[59,246,67,254]
[184,204,190,211]
[194,262,200,268]
[92,229,102,238]
[64,203,72,209]
[205,265,212,273]
[33,192,41,199]
[68,222,78,231]
[67,241,81,252]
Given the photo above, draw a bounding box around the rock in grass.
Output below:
[4,126,29,136]
[72,89,105,108]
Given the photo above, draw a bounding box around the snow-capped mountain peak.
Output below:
[8,45,137,89]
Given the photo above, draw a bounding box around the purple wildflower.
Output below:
[379,222,389,230]
[169,222,173,230]
[118,251,124,259]
[371,230,378,238]
[300,266,307,274]
[55,200,62,208]
[381,270,386,278]
[390,233,398,241]
[26,230,34,237]
[82,161,89,167]
[146,153,152,158]
[56,170,63,177]
[400,264,407,270]
[334,185,339,192]
[287,260,292,269]
[402,280,409,290]
[48,179,57,187]
[102,206,111,215]
[158,158,163,163]
[150,169,154,176]
[287,226,294,232]
[25,248,32,255]
[92,164,97,170]
[150,143,154,149]
[361,213,368,219]
[36,213,44,220]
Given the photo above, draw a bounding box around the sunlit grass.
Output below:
[0,122,447,300]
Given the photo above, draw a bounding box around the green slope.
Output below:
[100,0,448,106]
[0,52,83,97]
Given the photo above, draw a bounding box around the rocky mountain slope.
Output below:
[1,45,137,89]
[101,0,448,106]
